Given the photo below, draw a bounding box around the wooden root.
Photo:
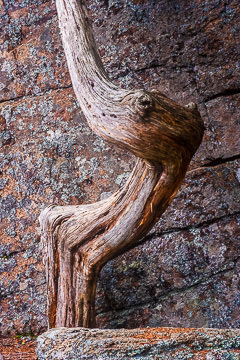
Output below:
[39,0,204,328]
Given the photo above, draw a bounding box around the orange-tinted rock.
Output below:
[0,0,239,336]
[37,327,240,359]
[0,87,132,335]
[0,1,71,101]
[0,336,37,360]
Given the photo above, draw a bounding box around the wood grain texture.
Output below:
[39,0,204,328]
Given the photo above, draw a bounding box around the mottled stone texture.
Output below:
[0,0,239,336]
[37,327,240,359]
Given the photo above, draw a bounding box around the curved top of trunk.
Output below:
[57,0,204,166]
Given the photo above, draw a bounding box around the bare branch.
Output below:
[39,0,204,328]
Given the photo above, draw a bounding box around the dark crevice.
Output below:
[110,63,162,80]
[132,62,195,74]
[111,63,195,81]
[155,255,240,302]
[200,154,240,168]
[0,94,24,106]
[7,249,25,258]
[2,249,26,259]
[97,256,240,316]
[205,88,240,102]
[136,211,240,249]
[134,61,162,73]
[0,84,72,105]
[0,291,16,299]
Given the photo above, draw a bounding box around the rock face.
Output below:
[37,327,240,359]
[96,161,240,329]
[0,0,239,335]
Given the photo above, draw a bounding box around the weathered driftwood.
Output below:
[39,0,204,329]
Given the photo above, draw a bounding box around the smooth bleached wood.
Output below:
[39,0,204,328]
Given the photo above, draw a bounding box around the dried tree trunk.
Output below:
[39,0,204,329]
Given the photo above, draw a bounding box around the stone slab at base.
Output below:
[37,327,240,359]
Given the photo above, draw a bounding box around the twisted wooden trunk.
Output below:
[39,0,204,329]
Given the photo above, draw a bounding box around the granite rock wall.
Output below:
[37,327,240,359]
[0,0,239,335]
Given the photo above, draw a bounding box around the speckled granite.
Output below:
[37,327,240,359]
[0,0,240,335]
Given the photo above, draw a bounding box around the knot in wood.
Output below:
[138,93,153,109]
[42,0,205,329]
[130,90,153,117]
[185,102,197,111]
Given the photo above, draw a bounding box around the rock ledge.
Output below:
[37,327,240,359]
